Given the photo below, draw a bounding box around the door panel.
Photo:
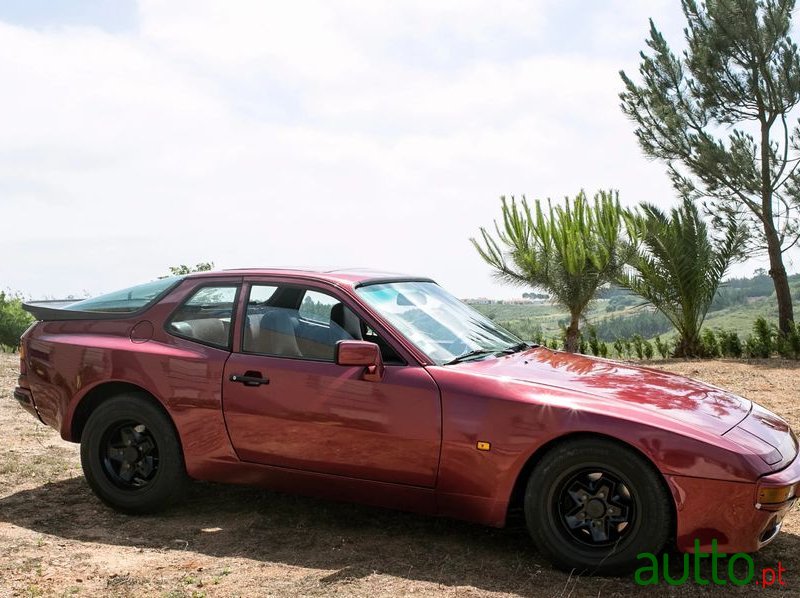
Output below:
[222,354,442,487]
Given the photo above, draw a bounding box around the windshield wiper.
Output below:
[499,341,534,354]
[443,349,497,366]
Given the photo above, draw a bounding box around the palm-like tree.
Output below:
[620,199,744,357]
[472,190,627,352]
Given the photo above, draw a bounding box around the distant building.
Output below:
[464,297,496,304]
[463,297,541,305]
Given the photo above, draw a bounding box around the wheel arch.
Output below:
[505,431,677,537]
[69,381,176,444]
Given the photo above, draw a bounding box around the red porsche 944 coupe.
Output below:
[14,268,800,573]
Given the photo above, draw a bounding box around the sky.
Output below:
[1,0,796,300]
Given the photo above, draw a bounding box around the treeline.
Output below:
[595,272,799,315]
[710,272,799,312]
[510,317,800,361]
[497,310,673,344]
[575,311,672,342]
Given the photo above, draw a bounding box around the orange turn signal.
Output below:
[476,441,491,451]
[758,485,795,505]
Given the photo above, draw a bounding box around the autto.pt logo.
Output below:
[635,540,786,587]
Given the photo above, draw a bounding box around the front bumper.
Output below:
[667,453,800,553]
[13,386,42,423]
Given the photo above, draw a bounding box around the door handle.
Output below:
[229,372,270,386]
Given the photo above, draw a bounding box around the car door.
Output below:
[221,279,442,488]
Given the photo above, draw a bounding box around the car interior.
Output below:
[168,284,404,364]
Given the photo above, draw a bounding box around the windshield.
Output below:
[65,276,183,313]
[356,281,522,365]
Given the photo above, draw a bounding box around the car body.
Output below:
[14,268,800,573]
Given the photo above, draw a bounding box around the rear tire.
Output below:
[524,437,671,575]
[80,394,188,514]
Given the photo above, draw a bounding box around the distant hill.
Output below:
[469,272,800,343]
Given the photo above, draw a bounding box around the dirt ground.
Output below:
[1,352,799,597]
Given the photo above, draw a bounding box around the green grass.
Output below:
[471,299,657,339]
[473,302,578,329]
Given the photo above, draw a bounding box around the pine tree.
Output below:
[620,0,800,334]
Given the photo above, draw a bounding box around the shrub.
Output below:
[613,338,625,359]
[632,334,645,360]
[745,317,774,358]
[0,292,34,351]
[586,326,610,359]
[579,334,588,355]
[587,325,601,357]
[545,337,562,350]
[776,322,800,359]
[654,335,671,359]
[621,338,633,360]
[700,329,720,358]
[643,340,654,360]
[718,329,743,358]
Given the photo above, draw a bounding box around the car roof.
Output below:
[189,268,435,288]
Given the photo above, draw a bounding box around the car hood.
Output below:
[459,347,752,436]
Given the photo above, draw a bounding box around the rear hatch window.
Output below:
[64,276,183,313]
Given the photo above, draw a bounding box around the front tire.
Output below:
[80,394,188,514]
[524,437,671,575]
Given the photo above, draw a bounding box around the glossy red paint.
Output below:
[222,351,439,486]
[667,441,800,553]
[335,339,385,382]
[13,268,800,555]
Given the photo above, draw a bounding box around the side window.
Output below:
[242,284,280,355]
[243,285,346,361]
[364,325,405,365]
[298,290,338,323]
[241,283,405,364]
[168,285,238,348]
[249,285,278,304]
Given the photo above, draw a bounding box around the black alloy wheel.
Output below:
[100,421,160,489]
[555,468,635,548]
[80,394,188,513]
[524,437,672,575]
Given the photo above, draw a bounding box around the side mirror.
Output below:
[335,340,385,382]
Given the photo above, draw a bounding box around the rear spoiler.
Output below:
[22,303,134,322]
[21,278,186,322]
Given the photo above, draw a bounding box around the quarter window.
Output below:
[167,285,238,348]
